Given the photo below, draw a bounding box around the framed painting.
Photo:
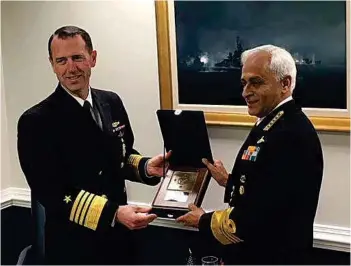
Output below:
[155,0,350,132]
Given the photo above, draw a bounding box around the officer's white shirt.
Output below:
[61,84,104,130]
[61,84,94,107]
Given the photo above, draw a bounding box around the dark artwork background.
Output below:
[174,1,347,109]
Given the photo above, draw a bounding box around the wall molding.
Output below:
[1,187,350,253]
[1,187,31,209]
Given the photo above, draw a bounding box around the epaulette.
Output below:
[263,110,284,131]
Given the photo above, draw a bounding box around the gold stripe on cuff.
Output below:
[79,193,95,225]
[83,195,108,231]
[210,207,242,245]
[74,192,90,223]
[127,154,142,168]
[127,154,143,181]
[221,208,242,243]
[211,209,232,245]
[69,190,85,221]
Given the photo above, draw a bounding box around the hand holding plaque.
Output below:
[202,158,229,187]
[146,150,172,177]
[176,203,205,228]
[151,110,214,219]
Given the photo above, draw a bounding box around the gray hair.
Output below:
[241,44,297,92]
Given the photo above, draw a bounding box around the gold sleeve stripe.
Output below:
[220,209,241,244]
[220,221,235,243]
[210,207,243,245]
[223,209,243,243]
[83,195,108,231]
[127,154,143,181]
[222,208,243,243]
[211,209,232,245]
[74,192,90,223]
[69,190,86,221]
[81,194,96,225]
[220,216,237,243]
[217,208,239,243]
[79,193,95,225]
[215,209,238,244]
[127,154,142,168]
[221,226,239,243]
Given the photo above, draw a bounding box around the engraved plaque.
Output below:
[167,171,197,192]
[164,190,189,202]
[152,167,211,219]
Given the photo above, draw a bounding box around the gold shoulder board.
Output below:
[263,111,284,131]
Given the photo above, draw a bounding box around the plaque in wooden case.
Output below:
[152,110,213,219]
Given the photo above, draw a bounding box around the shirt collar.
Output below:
[256,96,293,125]
[61,84,93,107]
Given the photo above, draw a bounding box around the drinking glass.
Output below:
[201,256,219,265]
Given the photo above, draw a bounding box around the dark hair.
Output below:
[48,26,93,60]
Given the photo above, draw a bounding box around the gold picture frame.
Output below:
[155,0,350,132]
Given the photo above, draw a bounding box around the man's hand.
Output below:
[146,150,172,177]
[116,205,157,230]
[202,158,229,187]
[176,203,205,228]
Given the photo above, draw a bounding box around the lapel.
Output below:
[52,84,111,133]
[53,84,86,124]
[53,84,117,134]
[91,88,113,133]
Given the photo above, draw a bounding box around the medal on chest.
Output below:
[241,145,260,161]
[121,138,126,158]
[120,138,126,168]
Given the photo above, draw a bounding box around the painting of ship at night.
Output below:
[155,0,350,132]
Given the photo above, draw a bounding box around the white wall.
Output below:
[1,46,12,190]
[1,0,350,229]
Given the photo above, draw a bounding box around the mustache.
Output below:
[244,95,258,102]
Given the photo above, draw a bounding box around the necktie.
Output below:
[83,100,101,128]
